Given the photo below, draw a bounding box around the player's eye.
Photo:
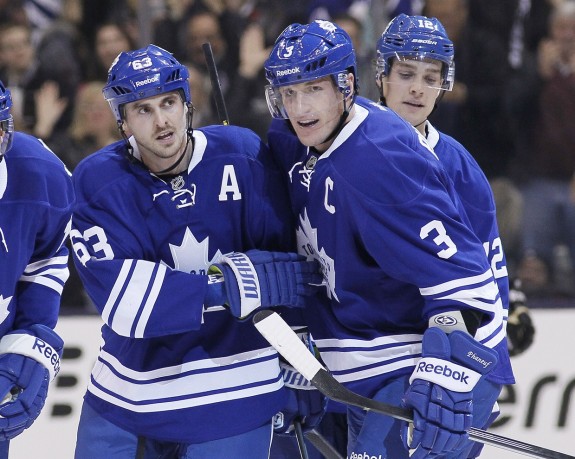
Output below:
[425,75,440,86]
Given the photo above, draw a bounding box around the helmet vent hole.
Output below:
[111,86,131,96]
[167,70,180,82]
[305,56,328,73]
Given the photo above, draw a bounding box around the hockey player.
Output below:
[0,81,72,456]
[70,45,321,459]
[373,14,520,457]
[264,20,514,458]
[375,13,536,359]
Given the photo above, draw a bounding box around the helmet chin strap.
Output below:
[318,95,354,148]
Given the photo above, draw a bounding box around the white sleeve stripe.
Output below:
[19,275,65,294]
[435,296,496,313]
[134,264,166,338]
[112,261,156,336]
[480,326,506,348]
[103,260,134,324]
[24,255,69,272]
[433,280,500,302]
[21,266,70,282]
[419,269,493,296]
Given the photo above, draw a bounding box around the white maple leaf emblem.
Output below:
[0,295,12,325]
[168,227,223,273]
[296,209,338,301]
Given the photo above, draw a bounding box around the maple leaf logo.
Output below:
[168,227,223,274]
[0,295,12,325]
[296,209,338,301]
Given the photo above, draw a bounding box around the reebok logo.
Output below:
[134,74,160,87]
[349,452,383,459]
[415,361,469,384]
[32,337,61,377]
[276,67,300,77]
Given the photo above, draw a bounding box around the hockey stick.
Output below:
[294,419,310,459]
[202,42,230,125]
[305,430,344,459]
[253,310,575,459]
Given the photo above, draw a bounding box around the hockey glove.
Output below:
[507,279,535,356]
[273,330,327,435]
[0,324,63,440]
[208,250,322,319]
[401,327,498,459]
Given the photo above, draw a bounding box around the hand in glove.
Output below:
[0,324,63,440]
[401,327,498,458]
[207,250,322,319]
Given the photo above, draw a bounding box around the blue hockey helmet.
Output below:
[0,80,14,157]
[376,14,454,90]
[264,20,357,118]
[103,44,191,122]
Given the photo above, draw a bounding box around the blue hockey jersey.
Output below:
[0,132,73,334]
[267,102,514,401]
[71,125,294,443]
[423,120,512,328]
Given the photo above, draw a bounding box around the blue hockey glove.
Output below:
[273,329,327,435]
[208,250,322,319]
[0,324,63,440]
[401,327,498,458]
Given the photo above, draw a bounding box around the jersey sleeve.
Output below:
[347,145,501,326]
[12,143,74,330]
[70,161,209,339]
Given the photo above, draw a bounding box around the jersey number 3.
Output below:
[420,220,457,259]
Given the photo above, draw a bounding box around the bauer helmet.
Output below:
[376,14,454,91]
[264,20,357,119]
[0,81,14,157]
[103,44,191,122]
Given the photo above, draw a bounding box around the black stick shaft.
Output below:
[202,42,229,125]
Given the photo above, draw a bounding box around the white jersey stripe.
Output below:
[419,269,493,296]
[112,260,156,336]
[134,264,166,338]
[102,259,134,325]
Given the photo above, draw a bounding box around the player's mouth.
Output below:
[296,119,319,129]
[404,100,424,108]
[156,131,174,143]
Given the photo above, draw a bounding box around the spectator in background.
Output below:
[180,9,239,123]
[49,81,119,171]
[0,22,78,137]
[0,0,27,27]
[153,0,198,60]
[423,0,514,180]
[186,63,219,128]
[225,1,308,139]
[85,21,136,81]
[518,0,575,296]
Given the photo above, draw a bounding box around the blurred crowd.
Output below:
[1,0,574,310]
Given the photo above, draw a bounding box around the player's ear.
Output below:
[349,72,356,97]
